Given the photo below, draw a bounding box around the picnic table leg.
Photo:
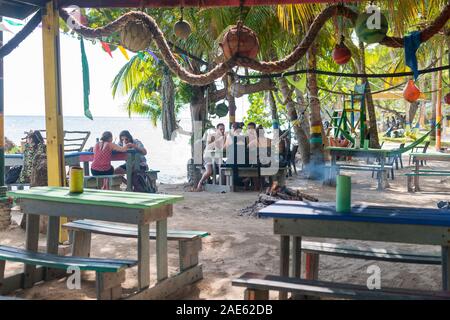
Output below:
[24,214,40,288]
[126,153,133,191]
[279,235,290,300]
[442,246,450,291]
[291,236,302,278]
[414,158,420,192]
[156,219,168,282]
[45,216,61,280]
[304,253,319,280]
[83,161,89,176]
[137,223,150,290]
[378,156,388,190]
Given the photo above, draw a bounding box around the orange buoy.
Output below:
[403,80,421,103]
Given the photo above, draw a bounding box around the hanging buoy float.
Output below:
[403,80,421,103]
[355,10,389,44]
[444,92,450,105]
[332,37,352,65]
[220,22,259,60]
[120,20,153,52]
[174,19,191,39]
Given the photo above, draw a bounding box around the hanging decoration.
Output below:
[355,5,389,44]
[404,31,421,81]
[403,80,421,103]
[444,92,450,105]
[332,36,352,65]
[118,45,130,60]
[101,41,113,58]
[220,21,259,60]
[215,102,229,118]
[80,38,93,120]
[57,3,450,86]
[174,6,191,39]
[120,19,153,52]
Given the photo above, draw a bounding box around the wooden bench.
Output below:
[406,170,450,192]
[301,241,440,265]
[84,175,123,191]
[0,245,136,300]
[324,163,393,189]
[232,272,450,300]
[63,220,209,273]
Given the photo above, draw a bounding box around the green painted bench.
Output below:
[6,184,30,191]
[0,245,136,300]
[406,170,450,192]
[63,220,209,272]
[232,272,450,300]
[301,241,440,265]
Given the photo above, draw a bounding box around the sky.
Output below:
[3,22,131,117]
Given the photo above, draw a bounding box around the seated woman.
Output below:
[19,130,46,184]
[91,131,129,176]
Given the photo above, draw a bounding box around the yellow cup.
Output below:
[69,166,84,194]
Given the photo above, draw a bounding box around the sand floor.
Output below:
[1,150,449,300]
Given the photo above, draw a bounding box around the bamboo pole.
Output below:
[436,47,443,151]
[42,1,67,243]
[0,17,5,192]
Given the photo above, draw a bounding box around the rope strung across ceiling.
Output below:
[58,3,450,86]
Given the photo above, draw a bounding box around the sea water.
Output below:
[5,115,191,184]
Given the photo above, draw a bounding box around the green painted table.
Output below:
[326,147,396,190]
[410,152,450,191]
[7,187,183,292]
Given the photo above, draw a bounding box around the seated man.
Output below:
[195,123,226,191]
[114,130,148,175]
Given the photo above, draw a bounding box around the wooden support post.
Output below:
[304,253,319,280]
[436,47,443,151]
[279,235,289,300]
[42,1,67,243]
[156,219,168,282]
[179,238,202,272]
[244,289,269,300]
[0,260,5,295]
[71,230,91,257]
[291,236,301,278]
[24,214,40,288]
[442,246,450,291]
[95,271,124,300]
[137,223,150,290]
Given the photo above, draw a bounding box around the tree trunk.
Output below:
[266,90,279,127]
[161,66,177,141]
[278,77,310,168]
[358,42,380,149]
[430,60,437,141]
[307,41,324,179]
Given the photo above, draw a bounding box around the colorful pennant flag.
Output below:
[4,18,24,27]
[80,38,93,120]
[118,45,129,60]
[0,22,14,33]
[101,41,113,58]
[146,49,159,62]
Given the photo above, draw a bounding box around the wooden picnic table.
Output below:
[410,152,450,191]
[325,146,396,190]
[259,200,450,298]
[6,187,184,297]
[5,150,140,191]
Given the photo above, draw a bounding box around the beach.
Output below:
[1,151,448,299]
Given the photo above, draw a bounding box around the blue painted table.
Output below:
[259,200,450,295]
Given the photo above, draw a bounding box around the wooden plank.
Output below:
[19,200,153,225]
[9,187,183,210]
[301,241,441,265]
[244,289,269,300]
[232,273,450,300]
[291,237,301,278]
[274,218,450,246]
[63,220,210,240]
[279,235,289,300]
[1,267,45,295]
[179,238,201,271]
[156,219,168,282]
[0,245,136,272]
[126,264,203,300]
[24,214,39,288]
[137,223,150,290]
